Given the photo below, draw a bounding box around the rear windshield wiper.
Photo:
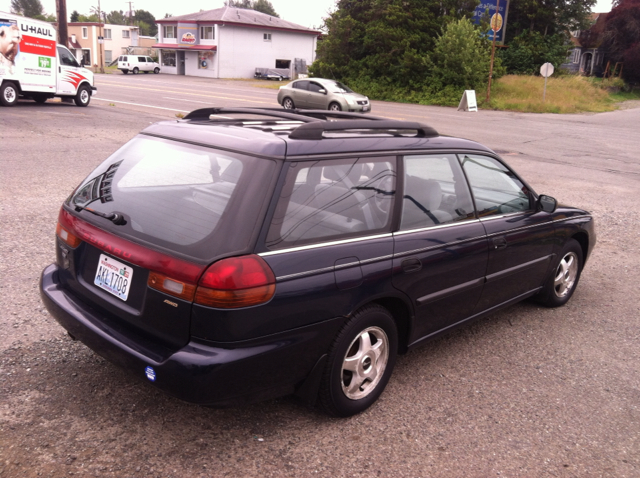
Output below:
[74,204,127,225]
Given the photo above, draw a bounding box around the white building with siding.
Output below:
[154,7,319,79]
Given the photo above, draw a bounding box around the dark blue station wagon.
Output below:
[40,108,595,416]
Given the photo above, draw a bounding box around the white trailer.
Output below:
[0,12,96,107]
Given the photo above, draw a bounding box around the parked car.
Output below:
[117,55,160,75]
[40,108,595,417]
[277,78,371,113]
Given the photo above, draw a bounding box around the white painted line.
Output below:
[91,97,189,112]
[163,97,213,104]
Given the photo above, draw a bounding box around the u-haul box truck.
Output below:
[0,12,96,107]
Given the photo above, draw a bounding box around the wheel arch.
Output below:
[370,296,413,355]
[571,231,590,266]
[1,79,22,93]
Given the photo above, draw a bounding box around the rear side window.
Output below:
[293,80,309,90]
[266,157,396,250]
[69,136,277,262]
[401,154,475,230]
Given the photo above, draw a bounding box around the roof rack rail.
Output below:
[182,107,389,123]
[289,120,439,140]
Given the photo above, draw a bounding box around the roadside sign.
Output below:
[473,0,510,45]
[540,63,554,78]
[458,90,478,112]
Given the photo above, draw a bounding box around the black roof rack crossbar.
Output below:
[182,107,324,123]
[289,120,439,140]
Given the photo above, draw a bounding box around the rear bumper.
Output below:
[40,263,342,406]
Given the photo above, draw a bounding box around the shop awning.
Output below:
[152,44,217,51]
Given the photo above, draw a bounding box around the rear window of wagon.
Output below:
[68,136,278,262]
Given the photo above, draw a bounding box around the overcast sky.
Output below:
[0,0,615,30]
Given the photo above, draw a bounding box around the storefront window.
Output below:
[162,50,176,67]
[199,51,214,69]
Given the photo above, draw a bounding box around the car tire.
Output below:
[132,67,139,74]
[122,70,128,74]
[319,304,398,417]
[74,84,91,107]
[0,81,19,107]
[282,97,295,109]
[154,67,160,74]
[329,102,342,111]
[536,238,583,307]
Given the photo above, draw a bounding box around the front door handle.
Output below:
[492,237,507,250]
[402,258,422,273]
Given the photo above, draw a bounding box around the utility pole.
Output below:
[127,2,134,26]
[98,0,104,73]
[56,0,68,47]
[485,0,500,103]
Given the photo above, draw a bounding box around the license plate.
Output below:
[94,254,133,301]
[363,105,370,112]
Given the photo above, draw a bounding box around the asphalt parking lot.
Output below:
[1,76,639,477]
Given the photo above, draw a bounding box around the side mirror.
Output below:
[318,89,327,95]
[537,194,557,213]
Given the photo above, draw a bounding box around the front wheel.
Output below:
[319,304,398,417]
[132,67,139,74]
[74,85,91,107]
[329,102,342,111]
[0,82,19,107]
[282,97,295,109]
[536,238,583,307]
[153,67,160,74]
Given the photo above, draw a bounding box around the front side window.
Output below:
[162,50,176,66]
[308,82,324,93]
[266,157,396,250]
[200,26,214,40]
[164,25,176,39]
[459,154,530,217]
[57,46,80,67]
[401,155,475,230]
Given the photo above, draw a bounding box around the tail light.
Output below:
[56,222,82,248]
[195,255,276,308]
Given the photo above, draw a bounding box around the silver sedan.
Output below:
[277,78,371,113]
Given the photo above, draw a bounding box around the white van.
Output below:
[0,12,96,107]
[117,55,160,75]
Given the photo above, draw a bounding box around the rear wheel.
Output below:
[282,97,295,109]
[537,238,583,307]
[153,67,160,74]
[319,304,398,417]
[329,102,342,111]
[132,67,139,74]
[0,82,19,107]
[74,84,91,107]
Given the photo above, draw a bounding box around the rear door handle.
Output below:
[402,258,422,273]
[492,237,507,250]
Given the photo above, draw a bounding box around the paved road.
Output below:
[1,74,639,477]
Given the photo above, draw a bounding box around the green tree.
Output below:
[505,0,596,42]
[498,31,568,74]
[225,0,280,17]
[70,10,80,22]
[10,0,44,18]
[428,17,502,92]
[106,10,127,25]
[134,10,157,36]
[311,0,476,89]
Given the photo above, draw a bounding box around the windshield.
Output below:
[68,135,278,262]
[325,81,354,94]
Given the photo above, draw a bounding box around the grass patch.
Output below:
[485,75,617,113]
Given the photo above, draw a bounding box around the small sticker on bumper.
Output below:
[145,366,156,382]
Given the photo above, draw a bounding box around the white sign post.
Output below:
[457,90,478,112]
[540,62,554,101]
